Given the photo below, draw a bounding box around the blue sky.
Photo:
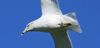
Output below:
[0,0,100,48]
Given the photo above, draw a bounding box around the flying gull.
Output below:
[21,0,82,48]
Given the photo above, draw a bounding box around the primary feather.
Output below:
[41,0,61,15]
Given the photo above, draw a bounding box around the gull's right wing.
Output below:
[50,30,72,48]
[41,0,62,15]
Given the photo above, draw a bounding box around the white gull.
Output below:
[21,0,82,48]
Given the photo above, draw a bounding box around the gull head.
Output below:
[21,22,34,36]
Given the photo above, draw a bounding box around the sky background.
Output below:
[0,0,100,48]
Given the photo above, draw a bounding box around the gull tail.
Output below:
[65,12,82,33]
[50,30,72,48]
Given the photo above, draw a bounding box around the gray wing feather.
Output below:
[50,30,72,48]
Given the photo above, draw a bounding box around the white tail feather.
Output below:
[65,12,82,33]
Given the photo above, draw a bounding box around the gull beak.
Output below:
[21,29,27,36]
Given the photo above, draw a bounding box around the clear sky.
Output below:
[0,0,100,48]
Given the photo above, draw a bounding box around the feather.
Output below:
[41,0,61,14]
[50,30,72,48]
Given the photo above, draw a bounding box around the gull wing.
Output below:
[41,0,62,15]
[50,30,72,48]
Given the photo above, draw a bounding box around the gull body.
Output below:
[21,0,82,48]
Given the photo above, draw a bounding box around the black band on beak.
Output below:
[21,33,25,36]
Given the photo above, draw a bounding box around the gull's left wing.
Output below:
[41,0,62,15]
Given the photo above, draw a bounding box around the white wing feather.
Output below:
[64,12,82,33]
[50,30,72,48]
[41,0,61,15]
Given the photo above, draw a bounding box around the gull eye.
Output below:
[26,25,30,29]
[27,25,29,27]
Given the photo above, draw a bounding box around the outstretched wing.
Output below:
[41,0,62,15]
[50,30,72,48]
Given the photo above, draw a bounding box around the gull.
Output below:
[21,0,82,48]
